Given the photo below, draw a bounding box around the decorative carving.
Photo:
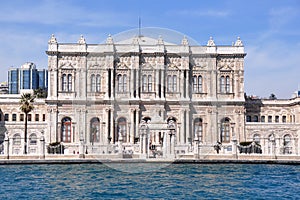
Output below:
[207,36,215,46]
[234,37,243,46]
[157,35,164,45]
[106,34,114,44]
[78,35,86,44]
[48,34,57,44]
[181,36,189,46]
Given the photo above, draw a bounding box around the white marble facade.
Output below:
[45,34,246,158]
[0,33,299,158]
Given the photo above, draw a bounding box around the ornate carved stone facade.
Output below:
[0,33,299,159]
[44,34,246,158]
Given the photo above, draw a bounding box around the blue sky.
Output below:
[0,0,299,98]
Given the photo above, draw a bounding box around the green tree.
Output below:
[19,93,35,154]
[34,88,47,98]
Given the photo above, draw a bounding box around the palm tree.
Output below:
[19,93,35,154]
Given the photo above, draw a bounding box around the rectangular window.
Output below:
[282,116,286,123]
[167,75,172,92]
[20,114,24,121]
[148,75,152,92]
[35,114,39,122]
[12,114,17,121]
[268,116,272,123]
[28,114,32,122]
[220,76,225,93]
[261,116,265,122]
[225,76,230,93]
[4,114,9,121]
[275,116,279,123]
[193,76,197,93]
[43,114,46,121]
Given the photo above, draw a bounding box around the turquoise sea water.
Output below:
[0,163,299,199]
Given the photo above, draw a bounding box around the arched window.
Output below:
[225,76,230,93]
[142,75,147,92]
[61,117,72,143]
[91,74,95,92]
[167,75,172,92]
[253,115,259,122]
[246,115,251,122]
[253,134,260,144]
[96,75,101,92]
[90,118,100,144]
[193,75,197,92]
[13,134,21,145]
[0,134,5,145]
[148,75,152,92]
[62,74,67,91]
[123,75,127,92]
[283,134,292,154]
[67,74,72,91]
[194,118,203,142]
[173,75,177,92]
[117,117,127,143]
[283,135,291,146]
[29,133,37,145]
[117,74,127,93]
[221,118,230,143]
[198,76,202,93]
[117,74,123,92]
[220,76,225,93]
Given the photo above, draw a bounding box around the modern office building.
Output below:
[8,62,48,94]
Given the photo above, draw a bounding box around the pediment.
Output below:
[142,63,154,70]
[59,60,76,69]
[193,65,207,70]
[88,63,105,70]
[116,62,129,69]
[219,64,233,71]
[167,63,179,70]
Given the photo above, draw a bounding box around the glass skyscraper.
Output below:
[8,62,48,94]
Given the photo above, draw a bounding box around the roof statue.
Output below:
[207,36,215,46]
[132,35,139,45]
[234,37,243,46]
[106,34,114,44]
[78,35,86,44]
[181,36,189,46]
[157,35,164,45]
[48,34,57,44]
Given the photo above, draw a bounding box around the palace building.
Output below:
[0,31,299,159]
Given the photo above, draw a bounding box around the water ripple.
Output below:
[0,164,299,199]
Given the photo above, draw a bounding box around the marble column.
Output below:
[180,109,185,144]
[135,109,140,140]
[110,109,114,143]
[4,136,9,159]
[186,110,190,144]
[79,134,85,158]
[180,70,185,99]
[130,70,134,99]
[163,132,167,158]
[39,136,45,159]
[170,132,175,157]
[155,69,159,99]
[110,69,114,99]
